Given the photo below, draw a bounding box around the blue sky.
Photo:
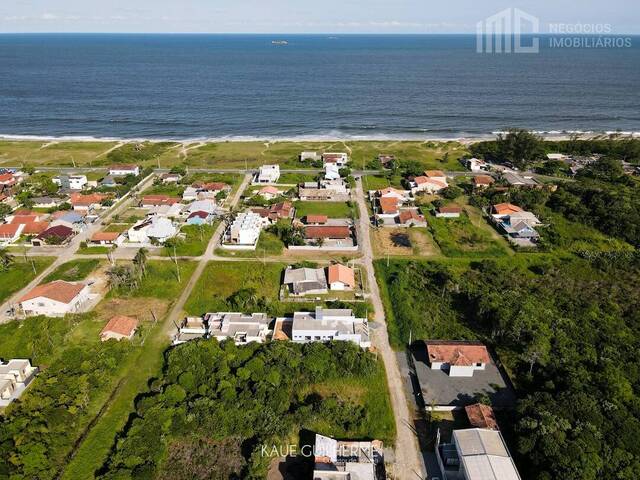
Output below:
[2,0,639,34]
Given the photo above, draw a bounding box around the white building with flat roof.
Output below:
[0,359,38,407]
[225,211,266,248]
[288,307,370,348]
[254,164,280,184]
[205,312,271,345]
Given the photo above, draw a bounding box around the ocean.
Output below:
[0,33,638,141]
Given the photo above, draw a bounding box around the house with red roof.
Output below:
[32,225,74,246]
[411,170,449,194]
[90,231,123,246]
[100,316,138,341]
[141,195,180,208]
[426,341,492,377]
[18,280,91,317]
[70,193,109,211]
[0,223,24,244]
[327,264,355,291]
[0,172,16,188]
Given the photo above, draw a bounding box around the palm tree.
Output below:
[0,249,14,271]
[133,247,148,277]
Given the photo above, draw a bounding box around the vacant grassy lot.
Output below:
[43,259,101,282]
[294,201,354,219]
[185,261,286,315]
[277,172,319,184]
[76,245,112,255]
[362,174,405,191]
[0,256,55,303]
[0,141,119,167]
[161,224,215,257]
[428,213,509,257]
[371,227,440,258]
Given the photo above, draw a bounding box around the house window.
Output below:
[305,336,311,341]
[476,362,483,367]
[314,336,321,340]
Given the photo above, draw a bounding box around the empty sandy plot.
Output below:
[372,227,440,258]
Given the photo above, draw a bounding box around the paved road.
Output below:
[353,178,426,480]
[0,173,156,323]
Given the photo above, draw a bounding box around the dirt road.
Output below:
[354,178,426,480]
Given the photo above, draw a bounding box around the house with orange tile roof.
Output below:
[491,203,523,217]
[18,280,91,317]
[473,175,495,189]
[140,195,180,208]
[21,222,49,236]
[100,316,138,341]
[303,214,328,225]
[0,223,24,244]
[378,196,399,217]
[257,185,281,200]
[327,263,355,291]
[426,340,491,377]
[465,403,499,430]
[435,205,462,218]
[0,172,16,188]
[70,193,109,211]
[375,187,410,202]
[90,231,123,246]
[411,171,449,194]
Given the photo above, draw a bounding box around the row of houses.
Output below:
[0,209,96,246]
[0,359,38,407]
[174,306,370,349]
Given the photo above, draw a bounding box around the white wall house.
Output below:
[426,341,491,378]
[324,163,341,180]
[226,211,266,247]
[322,152,349,167]
[53,174,88,190]
[127,217,177,244]
[465,158,489,172]
[109,164,140,177]
[205,312,271,345]
[18,281,91,317]
[254,164,280,184]
[0,359,38,407]
[288,307,370,348]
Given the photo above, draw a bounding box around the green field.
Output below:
[294,201,355,219]
[76,245,112,255]
[0,256,55,303]
[277,172,320,184]
[428,211,509,257]
[362,174,405,191]
[161,224,216,257]
[43,259,101,282]
[0,139,471,171]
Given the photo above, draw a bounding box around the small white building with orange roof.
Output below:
[100,316,138,341]
[18,280,91,317]
[327,263,355,291]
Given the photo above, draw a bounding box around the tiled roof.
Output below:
[426,341,491,366]
[474,175,495,185]
[493,203,523,215]
[19,280,85,304]
[379,197,399,214]
[465,403,499,430]
[0,223,21,238]
[22,222,49,235]
[187,210,209,219]
[328,264,355,287]
[425,170,446,178]
[259,186,280,195]
[141,195,180,206]
[438,205,462,214]
[304,215,328,224]
[91,231,120,242]
[101,315,138,337]
[37,225,74,240]
[70,193,108,206]
[304,226,351,239]
[9,215,38,224]
[398,209,424,224]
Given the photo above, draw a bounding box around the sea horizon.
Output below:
[1,33,638,140]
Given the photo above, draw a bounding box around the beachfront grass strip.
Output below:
[294,201,354,219]
[43,259,101,283]
[161,224,216,257]
[427,212,509,258]
[0,256,54,303]
[0,140,120,167]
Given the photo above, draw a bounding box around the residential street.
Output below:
[354,177,427,480]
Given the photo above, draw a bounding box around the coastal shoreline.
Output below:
[0,131,638,145]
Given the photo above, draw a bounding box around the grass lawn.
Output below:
[0,141,119,167]
[112,260,198,299]
[0,256,55,303]
[216,229,285,259]
[294,201,355,219]
[277,172,319,184]
[302,361,396,444]
[362,174,404,191]
[185,261,286,315]
[43,259,101,282]
[103,223,132,233]
[144,183,185,196]
[428,212,509,257]
[161,224,215,257]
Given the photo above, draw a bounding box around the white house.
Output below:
[376,187,410,203]
[283,267,328,296]
[127,217,177,244]
[53,174,88,190]
[464,158,489,172]
[0,223,25,245]
[300,151,320,162]
[100,315,138,342]
[109,164,140,177]
[320,178,349,195]
[187,199,217,215]
[0,359,38,407]
[324,163,341,181]
[225,211,267,247]
[426,341,491,377]
[322,152,349,167]
[327,264,355,291]
[18,280,91,317]
[205,312,271,345]
[288,307,370,348]
[254,164,280,184]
